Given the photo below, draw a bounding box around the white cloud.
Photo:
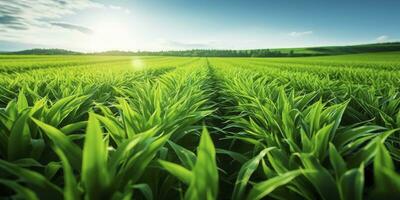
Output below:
[108,5,131,14]
[50,22,93,34]
[109,5,122,10]
[289,31,313,37]
[376,35,388,42]
[157,39,217,50]
[0,0,101,32]
[0,0,105,50]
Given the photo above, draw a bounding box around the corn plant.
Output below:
[1,53,400,199]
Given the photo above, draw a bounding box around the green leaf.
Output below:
[54,147,80,200]
[60,121,87,134]
[329,143,347,178]
[17,89,29,113]
[132,184,153,200]
[246,170,303,200]
[347,129,397,167]
[120,132,171,186]
[46,96,77,124]
[32,118,82,171]
[216,148,248,164]
[0,159,62,199]
[31,138,45,160]
[8,110,31,160]
[232,147,275,200]
[312,123,334,160]
[82,113,111,199]
[169,141,197,169]
[96,114,125,144]
[158,160,193,184]
[339,165,364,200]
[373,141,396,191]
[108,127,159,176]
[12,158,43,167]
[371,167,400,197]
[44,162,61,180]
[0,179,39,200]
[300,154,340,200]
[185,126,218,200]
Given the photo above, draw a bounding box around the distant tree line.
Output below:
[95,49,312,57]
[135,49,299,57]
[4,48,82,55]
[2,42,400,57]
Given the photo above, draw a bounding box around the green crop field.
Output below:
[1,52,400,199]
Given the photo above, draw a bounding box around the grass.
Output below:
[0,52,399,199]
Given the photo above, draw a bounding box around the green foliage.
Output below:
[1,54,400,199]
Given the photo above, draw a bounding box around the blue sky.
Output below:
[0,0,399,51]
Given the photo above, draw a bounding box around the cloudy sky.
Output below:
[0,0,399,52]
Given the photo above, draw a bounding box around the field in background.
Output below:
[0,52,400,199]
[274,42,400,55]
[4,42,400,57]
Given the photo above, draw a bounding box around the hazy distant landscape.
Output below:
[1,0,400,200]
[3,42,400,57]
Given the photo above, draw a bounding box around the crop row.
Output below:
[0,54,399,199]
[0,59,219,199]
[211,63,400,199]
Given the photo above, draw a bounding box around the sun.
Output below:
[89,20,131,51]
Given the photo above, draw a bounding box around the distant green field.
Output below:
[0,52,400,199]
[4,42,400,57]
[275,42,400,55]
